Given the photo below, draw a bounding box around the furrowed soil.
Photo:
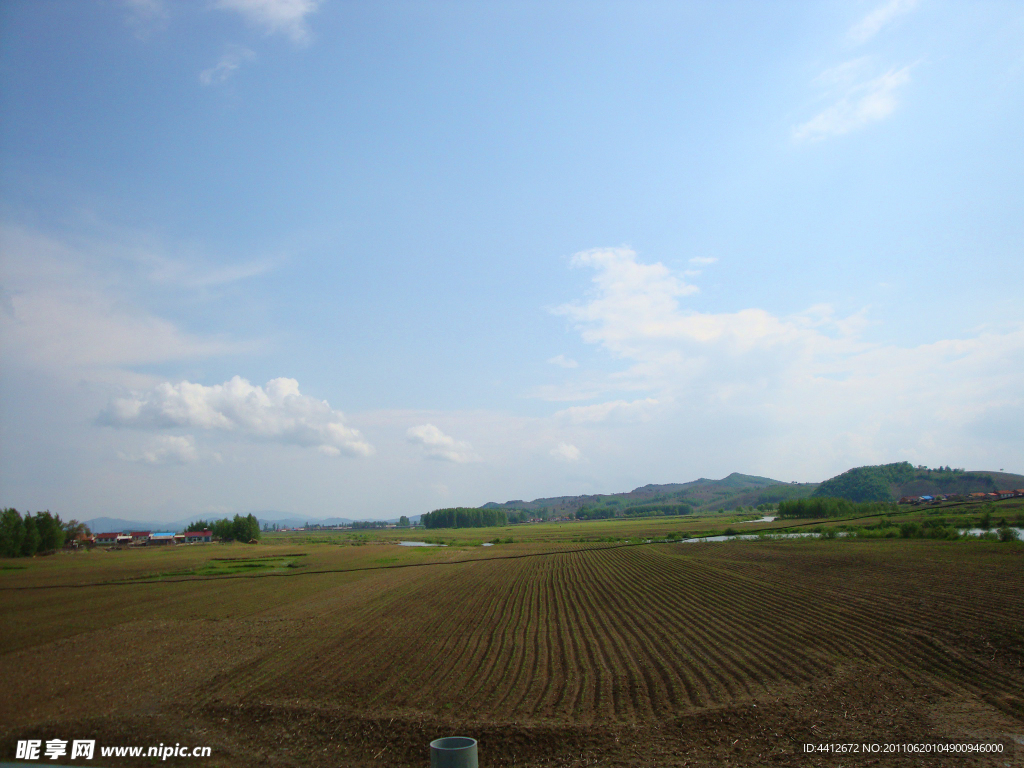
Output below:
[1,539,1022,767]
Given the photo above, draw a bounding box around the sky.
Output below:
[1,0,1022,523]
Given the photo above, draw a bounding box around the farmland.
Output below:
[1,534,1023,766]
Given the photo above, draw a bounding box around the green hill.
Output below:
[812,463,1024,502]
[475,464,1020,520]
[480,472,802,518]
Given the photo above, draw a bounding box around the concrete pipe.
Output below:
[429,736,478,768]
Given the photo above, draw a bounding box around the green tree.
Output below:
[34,511,65,552]
[62,519,91,542]
[186,519,213,532]
[398,515,410,527]
[21,514,40,556]
[421,507,508,529]
[0,508,26,558]
[231,513,260,542]
[212,518,234,541]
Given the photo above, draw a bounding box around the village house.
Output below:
[95,532,119,545]
[182,530,213,543]
[130,531,151,543]
[148,532,177,545]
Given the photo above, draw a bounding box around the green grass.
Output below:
[260,509,791,546]
[118,554,309,581]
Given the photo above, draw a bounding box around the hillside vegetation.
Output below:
[471,464,1019,521]
[813,463,1024,502]
[480,472,805,519]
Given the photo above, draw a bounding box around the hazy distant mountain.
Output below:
[480,472,807,515]
[477,464,1021,515]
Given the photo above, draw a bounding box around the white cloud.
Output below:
[550,442,581,462]
[554,248,699,362]
[200,46,256,86]
[689,256,717,265]
[101,376,374,457]
[212,0,321,44]
[547,354,578,369]
[117,435,201,465]
[406,424,481,463]
[557,248,1024,470]
[793,64,912,141]
[555,398,660,425]
[850,0,919,44]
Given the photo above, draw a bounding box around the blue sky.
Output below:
[1,0,1022,522]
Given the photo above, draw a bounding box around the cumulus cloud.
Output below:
[547,354,578,369]
[101,376,374,457]
[406,424,481,463]
[213,0,321,44]
[794,64,912,141]
[200,46,256,86]
[554,248,699,362]
[850,0,919,44]
[117,435,201,465]
[550,442,581,462]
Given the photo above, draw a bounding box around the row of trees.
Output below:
[574,505,617,520]
[574,502,694,520]
[778,497,897,519]
[186,514,260,542]
[623,502,694,518]
[1,509,87,558]
[421,508,509,529]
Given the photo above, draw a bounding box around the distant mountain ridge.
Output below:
[481,472,813,516]
[479,465,1020,514]
[82,466,1020,533]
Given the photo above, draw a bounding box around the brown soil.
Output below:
[1,539,1022,766]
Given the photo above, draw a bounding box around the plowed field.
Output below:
[1,539,1022,766]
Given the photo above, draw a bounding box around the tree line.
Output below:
[574,502,693,520]
[421,508,508,529]
[1,509,89,558]
[777,497,897,519]
[186,514,261,542]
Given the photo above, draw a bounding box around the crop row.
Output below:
[198,542,1023,725]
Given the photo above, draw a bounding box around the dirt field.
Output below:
[1,538,1022,766]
